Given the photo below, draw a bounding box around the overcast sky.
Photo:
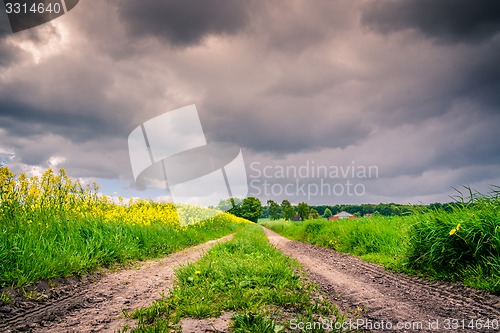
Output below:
[0,0,499,205]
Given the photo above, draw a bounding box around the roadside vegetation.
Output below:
[262,216,408,269]
[262,189,500,294]
[0,166,247,288]
[123,224,349,332]
[407,189,500,293]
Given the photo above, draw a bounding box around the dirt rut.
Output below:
[264,228,500,332]
[1,235,232,333]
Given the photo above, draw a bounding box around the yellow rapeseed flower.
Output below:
[449,223,461,235]
[1,165,240,231]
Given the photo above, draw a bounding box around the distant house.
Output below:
[328,211,356,220]
[365,213,373,217]
[293,214,302,221]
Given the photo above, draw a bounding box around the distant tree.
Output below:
[218,198,244,216]
[239,196,262,222]
[231,198,244,217]
[281,200,294,221]
[306,202,459,218]
[261,205,269,218]
[217,198,234,211]
[310,208,321,219]
[267,199,282,220]
[323,208,333,219]
[297,202,310,221]
[314,205,327,216]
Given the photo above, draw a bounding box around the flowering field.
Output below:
[0,166,247,287]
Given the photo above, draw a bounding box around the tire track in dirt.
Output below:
[264,228,500,332]
[1,235,233,333]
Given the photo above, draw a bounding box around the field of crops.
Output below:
[0,166,247,288]
[262,193,500,294]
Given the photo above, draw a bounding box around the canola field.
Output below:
[0,166,246,287]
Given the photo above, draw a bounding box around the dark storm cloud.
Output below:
[118,0,257,46]
[0,41,18,67]
[0,16,60,68]
[362,0,500,43]
[459,43,500,108]
[1,0,499,203]
[0,0,11,33]
[201,102,371,155]
[0,4,16,66]
[0,61,132,147]
[0,100,128,142]
[399,111,500,178]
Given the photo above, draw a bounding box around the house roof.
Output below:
[334,211,354,218]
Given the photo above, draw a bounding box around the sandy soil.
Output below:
[1,235,232,333]
[264,227,500,332]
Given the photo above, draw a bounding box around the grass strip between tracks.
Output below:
[122,224,349,333]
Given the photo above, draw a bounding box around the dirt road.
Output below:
[1,235,232,333]
[3,229,499,332]
[264,228,500,332]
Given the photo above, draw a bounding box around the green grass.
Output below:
[262,216,409,270]
[123,224,348,332]
[0,215,243,288]
[257,218,287,223]
[262,193,500,294]
[407,194,500,292]
[0,166,249,289]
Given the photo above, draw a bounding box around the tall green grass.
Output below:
[0,166,248,288]
[262,192,500,294]
[262,216,409,269]
[0,214,243,288]
[407,190,500,292]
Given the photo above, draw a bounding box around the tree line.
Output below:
[217,197,459,222]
